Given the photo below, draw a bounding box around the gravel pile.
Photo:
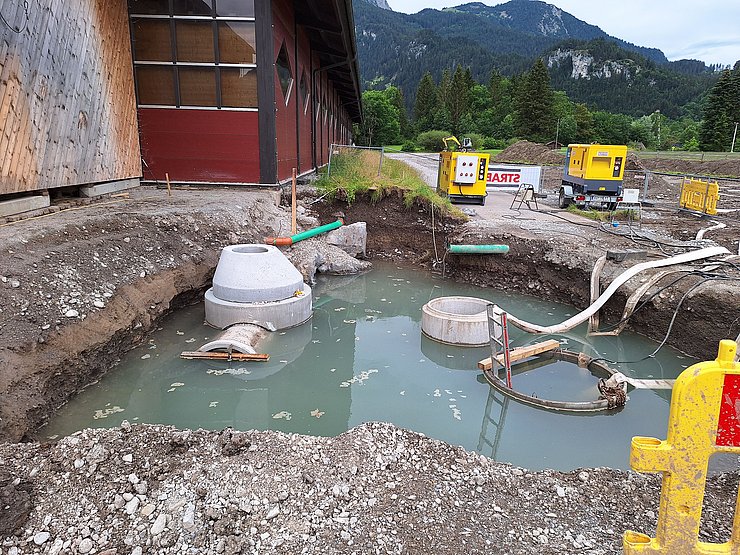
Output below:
[1,422,737,554]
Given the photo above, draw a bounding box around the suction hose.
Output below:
[265,219,343,247]
[502,246,731,335]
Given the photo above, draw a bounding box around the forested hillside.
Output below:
[354,0,718,117]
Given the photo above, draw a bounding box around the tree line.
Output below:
[354,59,740,152]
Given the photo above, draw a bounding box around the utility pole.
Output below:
[656,110,661,150]
[732,122,739,153]
[555,118,561,148]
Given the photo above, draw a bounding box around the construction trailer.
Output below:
[558,144,627,210]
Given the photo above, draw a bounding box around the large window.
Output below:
[129,0,257,109]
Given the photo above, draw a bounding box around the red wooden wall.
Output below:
[138,109,260,183]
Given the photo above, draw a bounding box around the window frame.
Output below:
[129,2,258,111]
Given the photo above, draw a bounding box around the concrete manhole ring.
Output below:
[421,296,493,347]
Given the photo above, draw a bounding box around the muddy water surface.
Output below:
[42,263,695,471]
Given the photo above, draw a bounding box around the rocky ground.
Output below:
[0,162,739,554]
[2,422,738,555]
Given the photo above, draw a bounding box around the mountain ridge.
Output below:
[353,0,716,117]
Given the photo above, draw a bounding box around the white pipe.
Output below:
[695,221,727,240]
[504,246,731,334]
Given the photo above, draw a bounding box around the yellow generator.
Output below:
[558,144,627,210]
[437,137,490,206]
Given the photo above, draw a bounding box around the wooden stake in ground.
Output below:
[165,173,172,197]
[291,168,297,235]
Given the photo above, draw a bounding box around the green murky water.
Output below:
[41,263,694,471]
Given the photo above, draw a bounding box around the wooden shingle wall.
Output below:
[0,0,141,195]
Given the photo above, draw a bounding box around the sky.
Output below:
[387,0,740,67]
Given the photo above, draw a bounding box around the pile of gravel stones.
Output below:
[1,421,737,554]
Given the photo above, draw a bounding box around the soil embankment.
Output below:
[0,182,739,553]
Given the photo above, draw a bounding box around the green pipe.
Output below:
[448,244,510,255]
[291,219,343,244]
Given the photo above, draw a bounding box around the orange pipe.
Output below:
[264,236,293,246]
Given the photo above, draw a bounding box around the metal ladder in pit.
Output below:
[486,305,512,388]
[477,388,511,460]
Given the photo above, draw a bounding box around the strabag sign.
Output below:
[487,164,542,192]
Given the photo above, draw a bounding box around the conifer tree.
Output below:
[514,58,555,143]
[447,66,471,135]
[699,70,734,151]
[413,72,438,134]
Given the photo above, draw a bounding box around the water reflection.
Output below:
[42,263,693,470]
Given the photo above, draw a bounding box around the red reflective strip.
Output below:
[716,374,740,447]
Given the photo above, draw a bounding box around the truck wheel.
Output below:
[558,188,570,209]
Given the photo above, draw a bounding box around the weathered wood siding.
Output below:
[0,0,140,195]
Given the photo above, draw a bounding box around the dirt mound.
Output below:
[494,141,564,166]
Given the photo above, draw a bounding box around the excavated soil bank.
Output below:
[1,184,739,554]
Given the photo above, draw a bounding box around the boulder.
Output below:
[326,222,367,258]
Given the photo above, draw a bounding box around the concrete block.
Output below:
[0,195,50,218]
[79,178,140,198]
[326,222,367,258]
[212,244,305,303]
[204,285,312,330]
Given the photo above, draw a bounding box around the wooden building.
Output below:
[0,0,362,212]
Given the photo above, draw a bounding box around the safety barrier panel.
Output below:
[679,178,720,215]
[624,340,740,554]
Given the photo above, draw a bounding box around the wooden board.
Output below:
[180,351,270,362]
[478,340,561,371]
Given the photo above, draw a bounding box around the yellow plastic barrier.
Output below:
[679,178,720,215]
[624,340,740,554]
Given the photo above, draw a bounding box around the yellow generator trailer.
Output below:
[558,144,627,210]
[437,137,490,205]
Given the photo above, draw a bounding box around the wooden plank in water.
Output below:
[180,351,270,362]
[478,340,560,371]
[622,377,675,390]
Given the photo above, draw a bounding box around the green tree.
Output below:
[384,86,411,140]
[413,72,439,134]
[592,111,632,144]
[514,59,555,142]
[699,70,734,151]
[573,103,594,142]
[357,90,400,147]
[445,66,471,135]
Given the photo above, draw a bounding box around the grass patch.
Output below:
[315,148,465,217]
[566,204,637,222]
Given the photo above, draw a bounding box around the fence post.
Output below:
[643,173,650,200]
[328,143,337,177]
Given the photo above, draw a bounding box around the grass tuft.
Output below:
[315,148,465,218]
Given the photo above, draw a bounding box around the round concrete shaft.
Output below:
[212,244,305,303]
[421,296,493,347]
[205,285,313,331]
